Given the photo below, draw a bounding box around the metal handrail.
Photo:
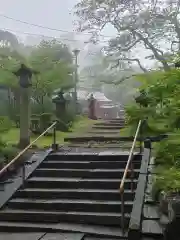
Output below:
[0,121,57,180]
[119,120,142,193]
[119,120,142,234]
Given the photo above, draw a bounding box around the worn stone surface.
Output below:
[98,150,138,156]
[143,204,160,220]
[0,233,45,240]
[129,149,150,233]
[142,220,163,235]
[0,150,51,209]
[42,233,84,240]
[159,213,169,226]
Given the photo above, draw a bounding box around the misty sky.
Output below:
[0,1,115,40]
[0,0,152,69]
[0,0,77,33]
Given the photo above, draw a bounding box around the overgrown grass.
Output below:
[2,116,94,148]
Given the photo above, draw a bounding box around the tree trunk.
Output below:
[18,87,31,149]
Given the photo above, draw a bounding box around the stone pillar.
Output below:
[19,87,31,148]
[13,64,37,149]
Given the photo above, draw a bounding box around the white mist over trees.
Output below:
[75,0,180,71]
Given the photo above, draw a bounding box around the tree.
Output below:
[74,0,180,71]
[124,66,180,202]
[0,37,74,148]
[0,46,23,115]
[80,45,139,104]
[29,39,74,112]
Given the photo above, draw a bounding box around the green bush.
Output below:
[125,68,180,196]
[0,116,13,133]
[152,166,180,199]
[2,145,19,163]
[154,133,180,167]
[40,113,52,131]
[56,105,76,132]
[31,99,54,115]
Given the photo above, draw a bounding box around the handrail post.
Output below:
[130,159,134,192]
[21,163,25,188]
[53,125,56,145]
[52,123,58,151]
[121,189,125,235]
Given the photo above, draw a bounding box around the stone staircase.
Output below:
[0,117,163,239]
[0,151,142,238]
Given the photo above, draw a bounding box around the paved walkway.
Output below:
[0,233,84,240]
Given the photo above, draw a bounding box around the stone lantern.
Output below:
[13,64,38,148]
[53,90,67,119]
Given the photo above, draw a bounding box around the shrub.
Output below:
[154,133,180,167]
[31,98,54,115]
[0,116,13,133]
[40,113,53,131]
[152,166,180,200]
[56,105,76,132]
[2,146,19,163]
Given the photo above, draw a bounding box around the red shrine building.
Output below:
[85,91,121,119]
[53,89,123,120]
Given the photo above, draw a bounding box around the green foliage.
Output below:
[125,68,180,196]
[56,105,76,132]
[154,133,180,167]
[2,145,19,162]
[0,116,16,166]
[152,167,180,197]
[0,39,74,120]
[0,116,13,133]
[31,98,55,115]
[28,40,74,112]
[39,113,53,131]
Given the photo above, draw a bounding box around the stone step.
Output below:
[66,144,134,149]
[92,126,124,130]
[0,233,47,240]
[40,160,141,169]
[47,152,141,161]
[15,188,135,201]
[33,168,139,178]
[87,131,120,135]
[7,198,133,213]
[94,123,124,127]
[0,209,130,227]
[64,136,127,143]
[0,221,125,237]
[25,177,137,189]
[108,120,125,123]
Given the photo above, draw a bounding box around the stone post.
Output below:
[13,64,37,149]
